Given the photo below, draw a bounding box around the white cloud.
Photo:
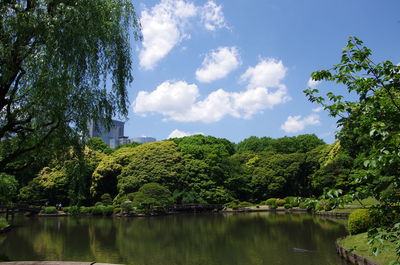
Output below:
[133,80,199,115]
[307,78,320,89]
[312,107,323,112]
[139,0,197,70]
[167,129,203,139]
[133,64,290,123]
[241,58,287,89]
[200,1,227,31]
[281,114,320,133]
[195,47,240,83]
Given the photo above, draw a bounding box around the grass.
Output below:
[338,232,398,265]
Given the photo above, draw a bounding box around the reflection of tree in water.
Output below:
[115,213,347,265]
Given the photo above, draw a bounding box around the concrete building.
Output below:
[130,136,156,144]
[88,120,126,148]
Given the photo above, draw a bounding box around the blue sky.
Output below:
[123,0,400,144]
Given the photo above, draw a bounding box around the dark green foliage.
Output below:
[0,0,141,174]
[284,204,292,209]
[100,193,113,205]
[43,206,57,214]
[264,198,277,206]
[133,183,173,212]
[91,205,114,216]
[238,201,252,208]
[0,173,18,205]
[348,209,375,234]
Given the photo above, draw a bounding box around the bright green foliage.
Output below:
[43,206,57,214]
[284,204,292,209]
[117,141,183,195]
[91,156,121,198]
[133,183,173,212]
[86,138,113,155]
[0,0,141,174]
[264,198,277,206]
[0,173,18,205]
[236,134,325,154]
[348,209,375,234]
[238,201,252,208]
[91,205,114,216]
[276,199,286,206]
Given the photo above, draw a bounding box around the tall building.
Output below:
[88,120,126,148]
[130,136,156,144]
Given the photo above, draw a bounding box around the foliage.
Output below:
[238,201,252,208]
[0,218,8,229]
[91,205,114,216]
[100,193,113,205]
[43,206,57,214]
[276,199,286,206]
[86,138,113,155]
[264,198,277,206]
[224,201,239,209]
[304,36,400,259]
[91,156,121,198]
[284,203,292,209]
[0,173,18,205]
[0,0,141,174]
[133,183,173,213]
[348,209,375,234]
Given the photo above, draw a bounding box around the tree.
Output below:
[86,138,113,155]
[133,183,173,213]
[0,0,141,174]
[304,36,400,260]
[0,173,18,205]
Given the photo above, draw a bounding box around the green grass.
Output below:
[338,232,398,265]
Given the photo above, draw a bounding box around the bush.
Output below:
[122,201,133,213]
[113,207,122,215]
[0,218,8,229]
[265,198,277,206]
[69,206,80,216]
[348,209,375,234]
[80,206,92,214]
[91,205,104,215]
[299,202,306,209]
[101,193,113,205]
[276,199,286,206]
[284,203,292,209]
[95,201,103,206]
[225,202,239,209]
[238,201,252,208]
[269,204,277,209]
[44,206,57,214]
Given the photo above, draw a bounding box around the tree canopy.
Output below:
[0,0,141,174]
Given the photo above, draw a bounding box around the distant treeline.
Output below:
[2,134,355,206]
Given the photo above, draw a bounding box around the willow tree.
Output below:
[0,0,141,174]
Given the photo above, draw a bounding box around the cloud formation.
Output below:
[195,47,240,83]
[201,1,227,31]
[133,58,290,123]
[281,114,320,133]
[307,77,320,89]
[139,0,228,70]
[241,58,287,89]
[167,129,203,139]
[139,0,197,70]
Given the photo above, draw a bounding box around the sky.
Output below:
[122,0,400,144]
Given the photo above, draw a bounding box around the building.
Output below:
[88,119,126,148]
[130,136,156,144]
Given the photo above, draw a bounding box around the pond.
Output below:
[0,212,349,265]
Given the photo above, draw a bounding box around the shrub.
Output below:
[44,206,57,214]
[69,206,80,216]
[101,193,113,205]
[238,201,252,208]
[348,209,375,234]
[122,201,133,213]
[276,199,286,206]
[95,201,103,206]
[113,208,122,215]
[284,203,292,209]
[91,205,105,215]
[225,202,239,209]
[103,206,114,216]
[264,198,277,206]
[299,202,306,209]
[269,203,277,208]
[80,206,92,214]
[0,218,8,229]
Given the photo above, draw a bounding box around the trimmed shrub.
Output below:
[69,206,80,216]
[225,202,239,209]
[276,199,286,207]
[80,206,92,214]
[238,201,252,208]
[269,204,277,209]
[348,209,375,234]
[101,193,113,205]
[284,203,292,209]
[299,202,306,209]
[44,206,57,214]
[265,198,277,206]
[103,206,114,216]
[122,201,133,213]
[91,205,104,215]
[113,208,122,215]
[94,201,103,206]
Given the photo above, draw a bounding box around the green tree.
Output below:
[86,138,113,155]
[304,36,400,260]
[133,183,173,213]
[0,0,141,174]
[0,173,18,205]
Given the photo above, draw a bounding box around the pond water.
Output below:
[0,212,349,265]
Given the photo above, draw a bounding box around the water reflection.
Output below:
[0,212,348,265]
